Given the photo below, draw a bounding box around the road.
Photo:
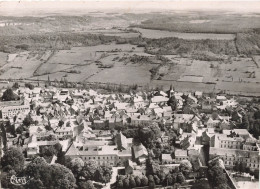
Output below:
[103,167,124,189]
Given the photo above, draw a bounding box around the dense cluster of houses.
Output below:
[0,85,259,181]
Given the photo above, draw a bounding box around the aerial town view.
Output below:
[0,1,259,189]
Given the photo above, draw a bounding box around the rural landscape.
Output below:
[1,2,260,189]
[0,4,260,95]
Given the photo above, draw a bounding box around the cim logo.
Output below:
[10,175,31,186]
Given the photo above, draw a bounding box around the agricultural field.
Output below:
[88,63,153,85]
[0,51,43,80]
[0,10,260,95]
[0,52,8,67]
[29,44,149,83]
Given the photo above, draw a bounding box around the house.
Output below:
[151,96,169,104]
[231,111,243,123]
[1,104,30,119]
[175,149,189,162]
[200,103,212,113]
[180,133,196,150]
[93,120,106,129]
[132,144,148,164]
[195,91,203,98]
[29,126,46,136]
[206,118,220,128]
[66,142,131,166]
[216,95,227,103]
[115,132,132,151]
[130,115,153,126]
[162,154,174,164]
[209,132,260,171]
[125,159,135,174]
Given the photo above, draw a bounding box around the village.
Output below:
[0,82,259,189]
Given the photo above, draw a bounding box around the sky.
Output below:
[0,1,260,16]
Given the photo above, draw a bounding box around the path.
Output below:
[103,167,124,189]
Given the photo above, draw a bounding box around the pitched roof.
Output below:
[133,144,148,159]
[66,142,79,156]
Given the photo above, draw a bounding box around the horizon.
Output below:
[0,1,260,16]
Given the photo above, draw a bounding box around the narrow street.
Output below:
[103,167,124,189]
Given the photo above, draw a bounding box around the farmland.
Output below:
[0,10,260,96]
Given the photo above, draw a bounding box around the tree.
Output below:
[25,157,76,189]
[135,176,141,187]
[57,154,71,167]
[117,179,124,188]
[208,163,230,189]
[25,83,34,90]
[5,121,16,137]
[239,162,247,173]
[254,169,259,179]
[146,157,160,175]
[233,161,240,172]
[153,175,160,185]
[1,147,25,173]
[16,125,24,134]
[67,157,84,181]
[58,120,64,127]
[212,112,219,120]
[92,165,112,184]
[26,179,44,189]
[23,115,34,127]
[129,176,136,188]
[191,179,211,189]
[40,145,58,159]
[179,160,192,176]
[78,180,96,189]
[165,174,173,185]
[148,175,155,188]
[157,171,166,183]
[177,172,185,184]
[50,164,77,189]
[139,122,161,148]
[123,178,130,188]
[12,82,19,89]
[2,88,19,101]
[54,143,62,153]
[141,176,149,186]
[0,169,22,189]
[81,160,98,181]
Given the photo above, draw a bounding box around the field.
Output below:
[0,52,8,67]
[0,11,260,96]
[0,52,43,80]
